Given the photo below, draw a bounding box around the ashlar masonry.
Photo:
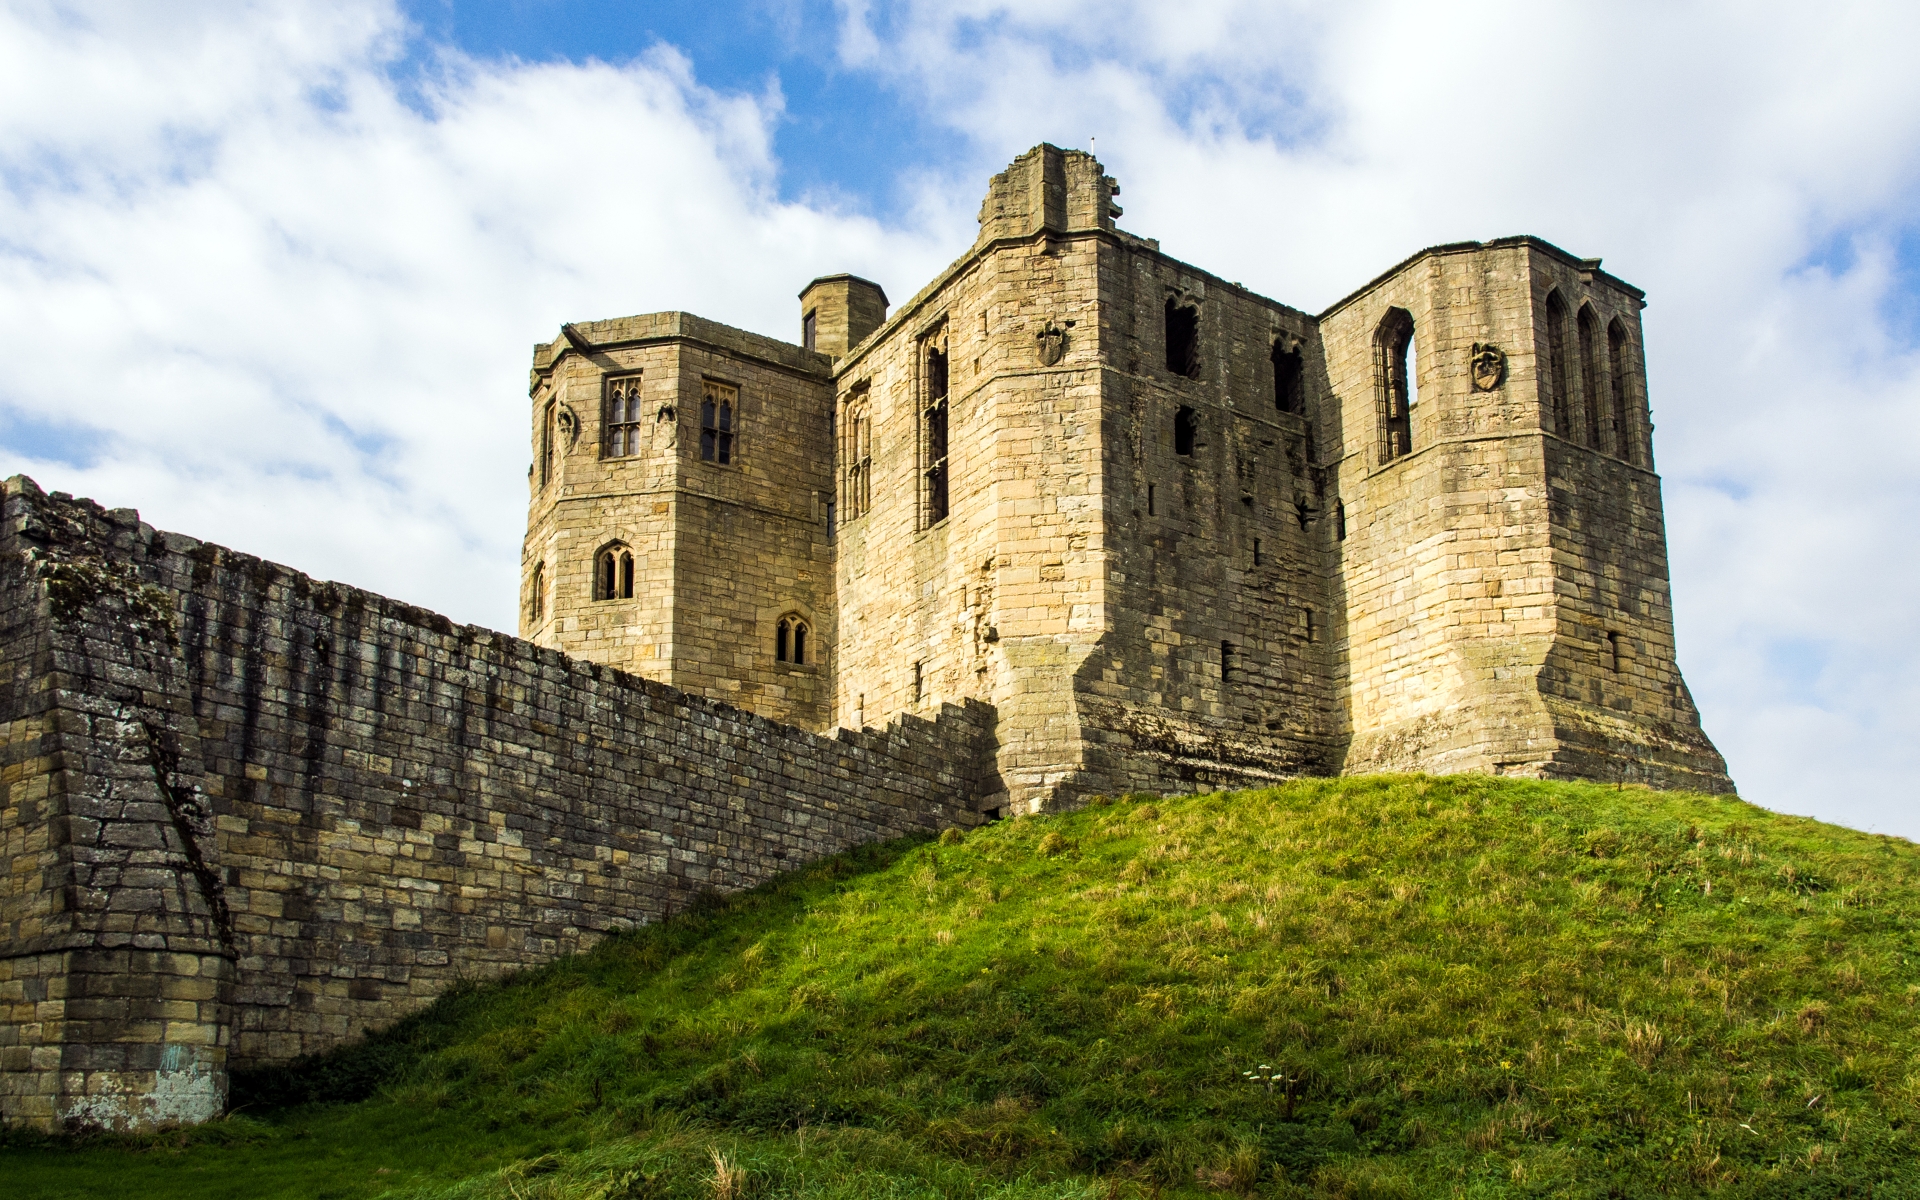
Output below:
[524,142,1730,810]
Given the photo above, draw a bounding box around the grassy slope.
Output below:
[6,775,1919,1199]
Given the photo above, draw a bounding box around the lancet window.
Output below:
[1376,308,1416,462]
[922,328,950,526]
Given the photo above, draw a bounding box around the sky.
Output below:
[3,0,1919,837]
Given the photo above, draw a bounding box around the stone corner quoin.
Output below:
[0,143,1728,1133]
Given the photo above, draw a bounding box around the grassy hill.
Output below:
[7,775,1919,1199]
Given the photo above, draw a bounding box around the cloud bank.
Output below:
[3,0,1918,834]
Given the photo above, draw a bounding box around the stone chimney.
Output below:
[976,143,1122,244]
[798,274,889,359]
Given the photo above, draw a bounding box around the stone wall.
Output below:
[0,477,994,1132]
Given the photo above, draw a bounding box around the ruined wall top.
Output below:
[976,143,1121,244]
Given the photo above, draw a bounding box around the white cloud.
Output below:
[832,0,1920,834]
[0,0,951,630]
[5,0,1918,835]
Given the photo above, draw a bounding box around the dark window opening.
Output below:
[802,309,817,352]
[1253,538,1262,567]
[528,563,545,624]
[1335,499,1347,540]
[1306,609,1318,643]
[1147,483,1157,515]
[924,339,950,525]
[1578,304,1602,448]
[1174,406,1197,456]
[1544,290,1572,437]
[777,615,810,664]
[700,381,735,464]
[1165,298,1200,378]
[1377,309,1415,461]
[1607,631,1621,674]
[1608,319,1636,464]
[594,545,634,601]
[539,399,556,485]
[1220,640,1234,683]
[604,375,643,458]
[1272,341,1305,413]
[912,660,924,703]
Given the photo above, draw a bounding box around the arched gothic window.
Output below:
[776,614,810,664]
[922,328,950,526]
[1543,290,1573,437]
[700,381,735,464]
[842,387,872,521]
[1577,303,1602,448]
[604,375,643,458]
[594,544,634,601]
[1375,308,1416,461]
[1607,318,1639,464]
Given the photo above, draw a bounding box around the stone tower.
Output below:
[524,144,1728,810]
[520,313,838,729]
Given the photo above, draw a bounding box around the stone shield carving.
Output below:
[1036,322,1067,366]
[556,404,581,447]
[1470,343,1508,392]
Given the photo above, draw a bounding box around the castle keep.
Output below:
[524,143,1728,807]
[1,146,1727,1132]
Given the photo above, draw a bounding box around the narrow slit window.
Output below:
[912,661,924,703]
[1607,631,1621,674]
[1174,406,1197,456]
[1306,609,1318,643]
[593,544,634,601]
[776,618,790,663]
[540,399,556,485]
[700,381,736,465]
[1578,304,1602,448]
[1220,640,1235,684]
[1272,340,1305,413]
[1147,483,1157,516]
[923,333,950,526]
[1165,298,1200,378]
[802,309,817,352]
[528,563,545,624]
[794,622,807,664]
[1253,538,1262,567]
[1335,499,1347,541]
[1608,319,1636,463]
[604,375,643,458]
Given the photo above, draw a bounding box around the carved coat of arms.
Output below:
[1035,321,1067,366]
[1470,343,1508,392]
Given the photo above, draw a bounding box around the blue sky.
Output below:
[3,0,1920,836]
[399,0,949,217]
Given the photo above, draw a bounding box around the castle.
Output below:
[0,145,1727,1133]
[523,143,1728,807]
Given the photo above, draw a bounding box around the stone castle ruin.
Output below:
[1,145,1726,1132]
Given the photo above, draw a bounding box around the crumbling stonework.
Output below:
[0,480,994,1132]
[527,143,1727,807]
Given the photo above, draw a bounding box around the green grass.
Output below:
[8,775,1920,1198]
